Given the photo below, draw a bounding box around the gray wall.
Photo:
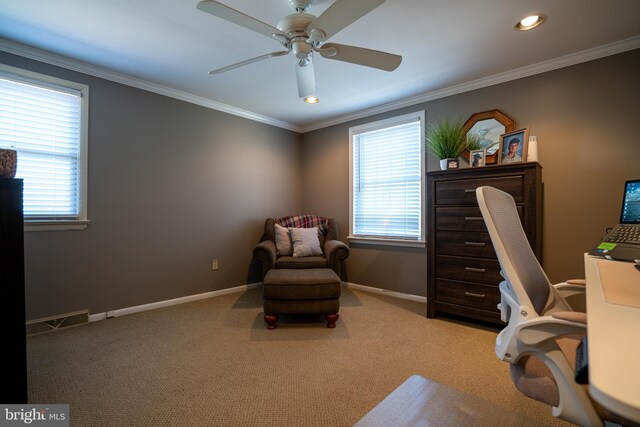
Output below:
[1,53,303,320]
[3,48,638,319]
[301,49,640,296]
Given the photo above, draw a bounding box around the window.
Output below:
[0,65,89,231]
[349,111,425,246]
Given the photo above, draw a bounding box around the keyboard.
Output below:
[608,224,640,245]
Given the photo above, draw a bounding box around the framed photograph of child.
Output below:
[470,149,486,167]
[499,128,529,165]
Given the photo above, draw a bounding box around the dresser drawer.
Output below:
[435,206,524,231]
[435,279,500,312]
[436,207,486,231]
[435,176,524,205]
[436,255,502,285]
[436,231,496,258]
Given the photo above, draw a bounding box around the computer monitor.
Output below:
[620,179,640,224]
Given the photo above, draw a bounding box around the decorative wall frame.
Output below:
[462,110,516,165]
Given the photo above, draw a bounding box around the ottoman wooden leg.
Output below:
[264,314,278,330]
[324,313,339,328]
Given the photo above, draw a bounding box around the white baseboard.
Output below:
[343,282,427,304]
[88,282,263,322]
[81,281,424,324]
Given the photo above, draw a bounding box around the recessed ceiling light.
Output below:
[515,14,545,31]
[303,96,319,104]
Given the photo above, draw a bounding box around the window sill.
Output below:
[348,236,426,248]
[24,220,91,232]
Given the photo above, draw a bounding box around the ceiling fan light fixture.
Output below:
[515,14,545,31]
[198,0,402,101]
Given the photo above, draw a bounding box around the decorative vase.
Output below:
[0,149,17,178]
[528,136,538,162]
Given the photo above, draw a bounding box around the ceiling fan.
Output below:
[196,0,402,102]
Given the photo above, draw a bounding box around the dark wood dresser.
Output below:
[426,163,542,324]
[0,178,28,403]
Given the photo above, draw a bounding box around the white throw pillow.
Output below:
[290,227,323,257]
[274,224,293,256]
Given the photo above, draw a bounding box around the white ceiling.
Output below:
[1,0,640,132]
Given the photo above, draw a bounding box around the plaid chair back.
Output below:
[275,215,328,234]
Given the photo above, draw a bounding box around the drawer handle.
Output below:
[465,292,486,299]
[465,267,486,273]
[464,217,484,221]
[465,242,486,247]
[464,189,476,193]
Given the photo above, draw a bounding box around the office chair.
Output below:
[476,186,606,426]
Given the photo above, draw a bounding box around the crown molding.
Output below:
[0,38,300,132]
[298,35,640,133]
[3,35,639,134]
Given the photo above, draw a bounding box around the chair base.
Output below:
[264,312,339,329]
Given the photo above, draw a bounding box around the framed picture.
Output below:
[470,149,486,167]
[446,158,459,169]
[498,128,529,165]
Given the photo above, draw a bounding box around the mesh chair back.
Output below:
[477,186,551,315]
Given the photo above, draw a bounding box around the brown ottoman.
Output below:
[263,268,341,329]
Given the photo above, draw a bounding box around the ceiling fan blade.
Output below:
[318,43,401,71]
[209,50,289,74]
[295,59,316,98]
[307,0,385,41]
[197,1,288,41]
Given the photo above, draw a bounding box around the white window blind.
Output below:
[0,67,88,223]
[350,112,425,243]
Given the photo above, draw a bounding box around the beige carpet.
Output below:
[27,287,572,426]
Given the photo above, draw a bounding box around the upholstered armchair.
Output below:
[253,215,349,279]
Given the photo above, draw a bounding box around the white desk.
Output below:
[584,254,640,423]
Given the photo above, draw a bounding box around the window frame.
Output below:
[0,64,90,231]
[348,111,426,248]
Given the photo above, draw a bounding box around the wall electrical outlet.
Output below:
[211,259,219,270]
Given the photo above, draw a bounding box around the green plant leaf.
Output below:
[426,117,468,159]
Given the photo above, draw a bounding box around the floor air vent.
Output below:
[26,310,89,336]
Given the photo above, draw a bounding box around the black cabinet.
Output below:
[0,178,28,403]
[427,163,542,324]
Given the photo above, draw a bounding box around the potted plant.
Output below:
[426,118,471,170]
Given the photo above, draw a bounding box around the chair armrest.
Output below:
[324,239,350,270]
[514,316,600,426]
[496,283,587,362]
[555,281,586,292]
[551,311,587,324]
[516,315,587,347]
[554,281,587,313]
[253,240,277,278]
